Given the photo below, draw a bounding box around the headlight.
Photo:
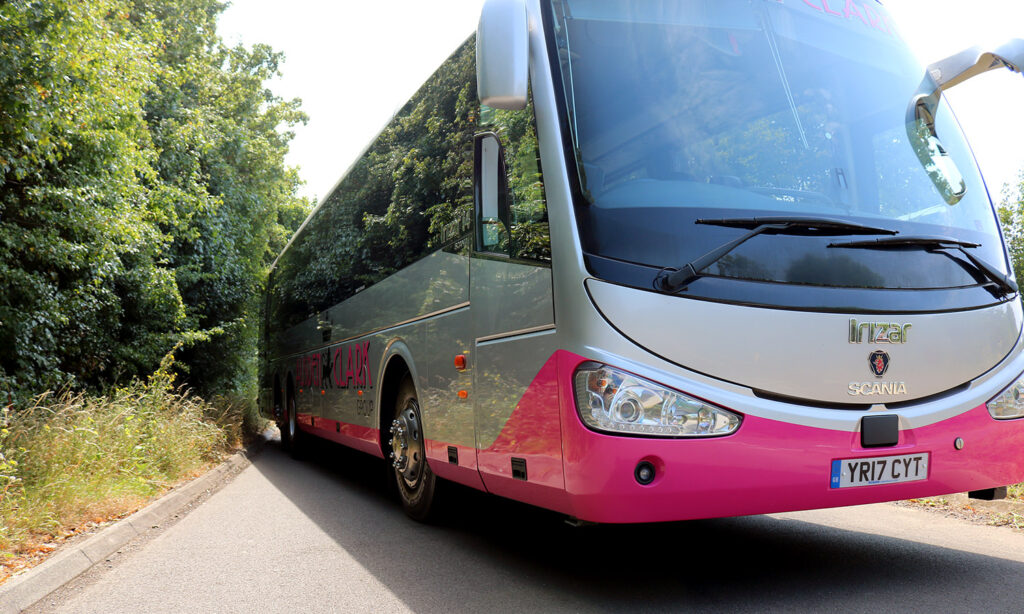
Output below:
[573,363,742,437]
[988,372,1024,419]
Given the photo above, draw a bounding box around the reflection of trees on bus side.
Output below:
[269,38,478,330]
[423,383,476,448]
[415,259,466,316]
[473,361,559,454]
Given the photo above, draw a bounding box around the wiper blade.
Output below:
[656,217,898,293]
[829,234,1018,296]
[698,216,899,234]
[829,235,979,249]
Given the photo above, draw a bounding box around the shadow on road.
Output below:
[254,436,1023,612]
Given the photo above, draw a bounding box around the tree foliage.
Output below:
[0,0,310,404]
[998,177,1024,284]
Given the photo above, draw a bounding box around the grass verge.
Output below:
[0,361,265,583]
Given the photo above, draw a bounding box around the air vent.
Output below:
[511,457,527,481]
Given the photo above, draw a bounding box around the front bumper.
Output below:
[557,355,1024,523]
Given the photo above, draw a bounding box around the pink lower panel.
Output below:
[303,418,382,458]
[476,353,571,513]
[425,440,486,491]
[555,351,1024,523]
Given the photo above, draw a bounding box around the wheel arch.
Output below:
[376,339,421,458]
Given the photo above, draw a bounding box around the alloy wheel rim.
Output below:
[389,401,423,487]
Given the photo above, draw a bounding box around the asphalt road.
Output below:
[29,439,1024,613]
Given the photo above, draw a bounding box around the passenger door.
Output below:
[470,118,564,506]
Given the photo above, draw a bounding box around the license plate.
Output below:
[830,453,929,488]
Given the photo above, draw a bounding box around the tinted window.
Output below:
[268,38,478,330]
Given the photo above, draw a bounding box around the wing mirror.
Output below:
[477,0,529,110]
[907,107,967,206]
[905,39,1024,206]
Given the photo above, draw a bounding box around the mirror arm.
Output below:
[899,40,1024,207]
[926,38,1024,92]
[907,38,1024,142]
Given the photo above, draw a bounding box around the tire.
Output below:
[283,395,305,459]
[388,376,439,521]
[277,398,291,450]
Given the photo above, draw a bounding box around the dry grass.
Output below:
[989,512,1024,530]
[905,483,1024,533]
[0,357,262,581]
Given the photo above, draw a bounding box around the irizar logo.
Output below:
[849,319,911,344]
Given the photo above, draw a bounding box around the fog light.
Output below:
[635,461,656,485]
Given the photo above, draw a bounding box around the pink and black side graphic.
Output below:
[290,341,376,449]
[295,341,373,392]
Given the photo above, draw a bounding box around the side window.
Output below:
[267,36,478,332]
[359,37,477,282]
[477,93,551,262]
[269,230,317,330]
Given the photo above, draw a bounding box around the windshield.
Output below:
[544,0,1009,303]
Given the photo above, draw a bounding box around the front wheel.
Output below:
[389,376,438,521]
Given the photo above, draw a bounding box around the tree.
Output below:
[139,3,310,395]
[0,0,310,405]
[998,175,1024,284]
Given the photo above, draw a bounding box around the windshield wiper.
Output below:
[829,235,1018,296]
[655,216,898,293]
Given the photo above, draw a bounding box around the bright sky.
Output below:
[219,0,1024,204]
